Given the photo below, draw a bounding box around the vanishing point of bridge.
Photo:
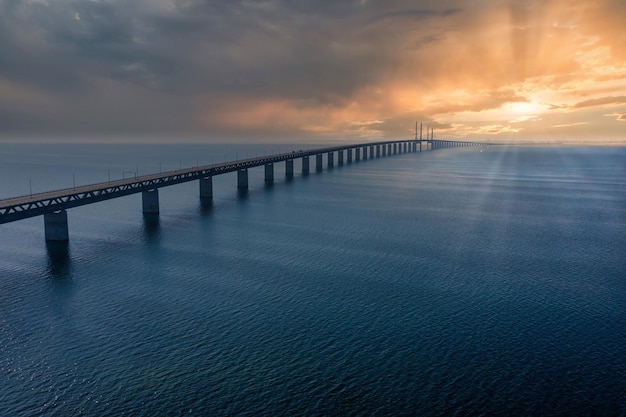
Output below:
[0,139,482,241]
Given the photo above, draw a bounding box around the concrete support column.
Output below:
[382,145,386,156]
[265,163,274,183]
[44,209,69,241]
[362,147,367,160]
[338,150,344,165]
[347,148,353,163]
[302,156,309,175]
[355,147,361,161]
[200,177,213,199]
[142,189,159,214]
[370,146,375,159]
[327,151,334,168]
[285,159,294,178]
[394,143,397,154]
[316,154,323,171]
[376,145,381,158]
[237,168,248,189]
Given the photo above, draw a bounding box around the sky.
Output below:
[1,0,625,143]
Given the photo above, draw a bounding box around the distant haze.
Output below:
[1,0,625,143]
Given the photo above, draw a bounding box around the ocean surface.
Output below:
[0,143,625,416]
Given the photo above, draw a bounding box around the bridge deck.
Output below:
[0,140,419,224]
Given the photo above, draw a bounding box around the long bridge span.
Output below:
[0,139,483,241]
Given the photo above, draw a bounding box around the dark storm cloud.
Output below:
[0,0,462,96]
[0,2,86,92]
[0,0,465,134]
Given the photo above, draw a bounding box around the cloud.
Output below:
[573,96,626,109]
[365,7,461,25]
[604,112,626,121]
[551,122,589,128]
[0,0,624,142]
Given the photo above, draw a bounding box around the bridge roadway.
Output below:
[0,139,481,240]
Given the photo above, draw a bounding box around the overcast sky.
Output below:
[1,0,625,142]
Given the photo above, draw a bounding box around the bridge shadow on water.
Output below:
[199,197,214,216]
[45,241,72,279]
[142,213,161,243]
[237,188,249,200]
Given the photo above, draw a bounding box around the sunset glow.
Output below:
[0,0,624,143]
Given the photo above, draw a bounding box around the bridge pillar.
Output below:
[265,163,274,183]
[347,148,353,163]
[393,143,397,154]
[316,154,323,172]
[142,189,159,214]
[199,177,213,199]
[327,151,334,168]
[338,150,344,165]
[362,146,367,160]
[44,210,69,241]
[370,146,375,159]
[285,160,294,178]
[419,140,422,152]
[302,156,309,175]
[355,147,361,161]
[237,168,248,189]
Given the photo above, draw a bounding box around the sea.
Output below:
[0,142,625,416]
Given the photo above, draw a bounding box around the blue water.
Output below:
[1,144,625,416]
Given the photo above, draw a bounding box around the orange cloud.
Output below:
[573,96,626,108]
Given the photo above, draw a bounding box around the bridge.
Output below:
[0,139,482,241]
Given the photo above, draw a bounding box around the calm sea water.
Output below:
[0,143,625,416]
